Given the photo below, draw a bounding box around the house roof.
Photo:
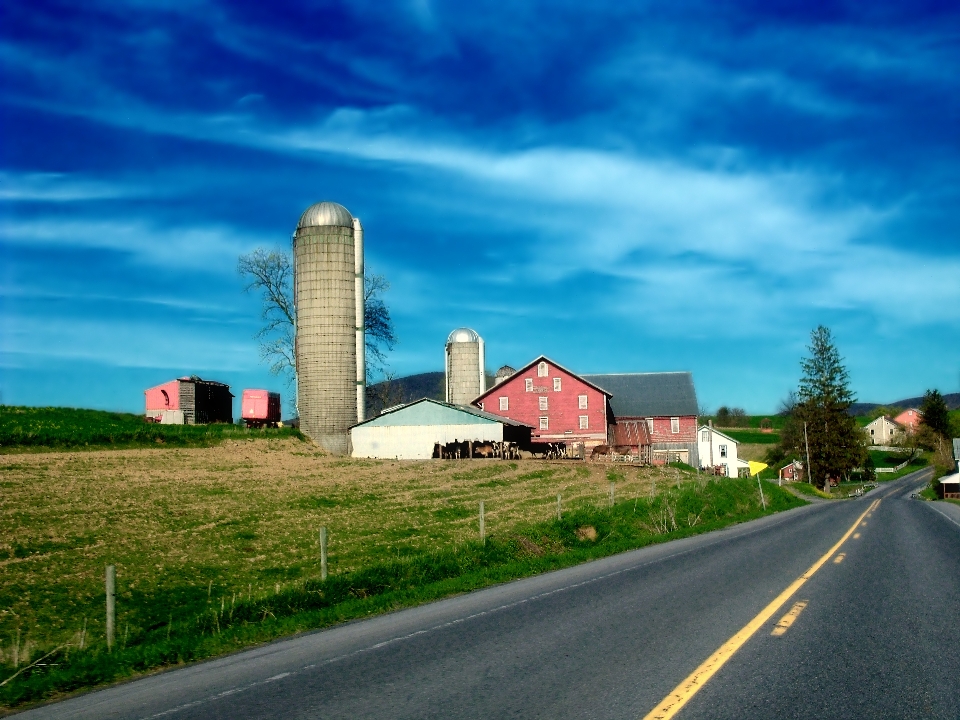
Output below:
[582,372,698,418]
[352,397,533,429]
[697,425,739,445]
[473,355,612,404]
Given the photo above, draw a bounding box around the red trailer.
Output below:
[242,389,281,428]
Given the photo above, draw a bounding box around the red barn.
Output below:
[144,376,233,424]
[583,373,699,466]
[473,356,612,451]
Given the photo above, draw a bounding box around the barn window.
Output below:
[499,397,508,411]
[539,416,549,429]
[553,377,561,391]
[671,417,680,434]
[539,396,548,411]
[579,415,588,429]
[538,362,548,377]
[646,418,653,433]
[161,389,170,407]
[525,378,533,392]
[578,394,588,409]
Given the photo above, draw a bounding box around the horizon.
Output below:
[2,2,959,416]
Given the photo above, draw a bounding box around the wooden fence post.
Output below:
[557,493,562,521]
[609,482,616,507]
[319,526,328,580]
[479,501,485,544]
[105,565,116,652]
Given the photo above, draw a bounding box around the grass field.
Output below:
[0,437,804,708]
[0,406,300,452]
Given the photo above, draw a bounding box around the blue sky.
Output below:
[1,0,958,416]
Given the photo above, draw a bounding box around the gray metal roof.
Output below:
[297,201,354,229]
[582,372,699,418]
[352,397,532,429]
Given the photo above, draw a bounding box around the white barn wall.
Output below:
[352,423,505,459]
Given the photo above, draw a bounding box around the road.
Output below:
[19,469,960,719]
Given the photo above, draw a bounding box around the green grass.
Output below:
[721,429,781,445]
[0,473,803,709]
[0,406,302,452]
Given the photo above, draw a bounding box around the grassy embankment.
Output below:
[0,418,805,709]
[0,405,301,453]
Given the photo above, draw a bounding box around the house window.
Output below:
[539,416,549,429]
[538,362,548,377]
[539,396,548,411]
[579,415,588,429]
[499,397,508,411]
[701,430,709,442]
[719,444,727,458]
[671,417,680,434]
[525,378,533,392]
[553,377,561,392]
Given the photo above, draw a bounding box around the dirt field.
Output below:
[1,438,677,661]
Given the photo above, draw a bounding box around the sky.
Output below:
[1,0,959,416]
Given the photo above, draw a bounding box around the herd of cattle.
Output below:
[432,440,648,463]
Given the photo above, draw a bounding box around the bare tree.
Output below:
[238,248,397,384]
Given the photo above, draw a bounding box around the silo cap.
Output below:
[297,201,354,229]
[447,327,481,344]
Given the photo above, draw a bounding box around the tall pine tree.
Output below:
[794,326,866,487]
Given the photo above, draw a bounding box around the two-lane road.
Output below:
[20,470,960,719]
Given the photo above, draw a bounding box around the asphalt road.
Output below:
[19,469,960,720]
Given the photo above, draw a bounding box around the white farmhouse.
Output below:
[864,416,901,445]
[697,426,749,478]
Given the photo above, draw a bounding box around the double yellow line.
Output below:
[643,497,880,720]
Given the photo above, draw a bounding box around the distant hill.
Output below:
[365,371,498,418]
[365,372,445,418]
[849,392,960,416]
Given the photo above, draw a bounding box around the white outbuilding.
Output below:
[350,398,532,460]
[697,425,749,478]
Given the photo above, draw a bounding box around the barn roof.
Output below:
[352,398,533,429]
[582,372,698,418]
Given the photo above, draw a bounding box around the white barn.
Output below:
[350,398,532,460]
[697,426,749,478]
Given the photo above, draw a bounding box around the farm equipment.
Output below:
[241,389,281,428]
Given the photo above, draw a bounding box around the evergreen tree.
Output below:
[793,326,866,487]
[919,389,950,438]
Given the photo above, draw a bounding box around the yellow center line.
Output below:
[641,498,881,720]
[833,553,845,564]
[853,533,861,539]
[771,600,808,636]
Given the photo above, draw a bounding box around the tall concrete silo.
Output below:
[293,201,365,454]
[445,328,485,405]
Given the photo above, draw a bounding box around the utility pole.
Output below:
[804,422,816,491]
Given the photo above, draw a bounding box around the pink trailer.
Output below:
[242,389,281,428]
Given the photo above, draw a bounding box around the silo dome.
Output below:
[495,365,516,384]
[297,201,354,230]
[447,327,480,344]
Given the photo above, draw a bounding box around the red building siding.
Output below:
[473,357,611,448]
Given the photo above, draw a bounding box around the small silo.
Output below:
[445,328,485,405]
[494,365,516,385]
[293,201,365,454]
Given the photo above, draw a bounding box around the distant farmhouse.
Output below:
[145,376,233,424]
[697,425,749,478]
[894,408,921,432]
[864,415,902,445]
